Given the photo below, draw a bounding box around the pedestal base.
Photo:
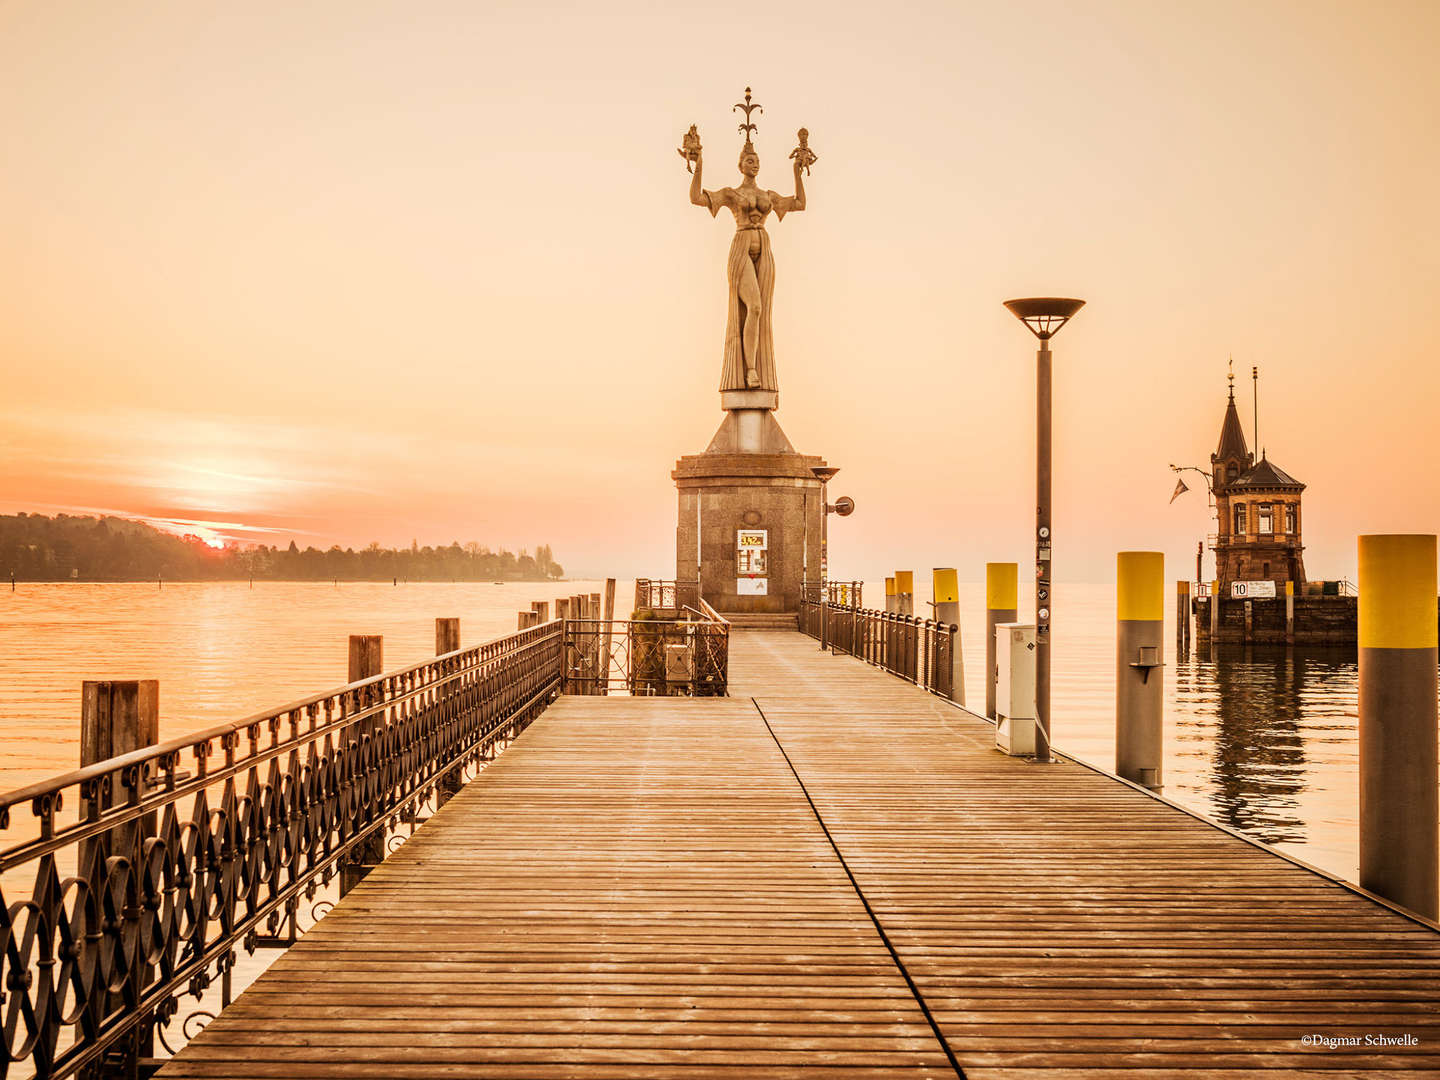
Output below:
[673,447,826,615]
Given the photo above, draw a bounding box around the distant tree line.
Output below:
[0,514,564,582]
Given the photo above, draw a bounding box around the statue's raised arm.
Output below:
[679,89,815,393]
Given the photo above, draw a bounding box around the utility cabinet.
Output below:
[994,622,1037,756]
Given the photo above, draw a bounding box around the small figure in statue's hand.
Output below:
[789,128,817,175]
[677,125,702,172]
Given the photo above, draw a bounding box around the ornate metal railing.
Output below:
[564,602,728,697]
[0,621,563,1080]
[800,601,956,699]
[633,579,700,614]
[801,580,863,608]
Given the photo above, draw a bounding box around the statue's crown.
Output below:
[733,87,762,151]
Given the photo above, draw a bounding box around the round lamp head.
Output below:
[811,466,840,483]
[1003,297,1086,340]
[832,495,855,517]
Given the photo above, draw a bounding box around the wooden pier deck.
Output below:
[162,632,1440,1078]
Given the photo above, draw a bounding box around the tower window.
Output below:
[1234,504,1246,535]
[1258,504,1273,534]
[1285,505,1297,535]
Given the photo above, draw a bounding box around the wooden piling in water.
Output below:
[601,579,616,695]
[1117,553,1164,789]
[895,570,914,616]
[1358,534,1438,920]
[1209,579,1220,643]
[80,678,160,1058]
[932,568,965,706]
[1176,579,1190,657]
[985,563,1019,719]
[345,635,385,892]
[435,620,463,804]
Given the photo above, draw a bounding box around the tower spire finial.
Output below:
[1227,354,1235,398]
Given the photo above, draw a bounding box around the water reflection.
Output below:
[1183,644,1357,848]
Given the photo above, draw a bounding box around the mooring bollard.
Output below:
[345,634,385,893]
[985,563,1019,719]
[932,568,966,705]
[895,570,914,616]
[1358,534,1438,919]
[884,576,895,613]
[1116,552,1164,789]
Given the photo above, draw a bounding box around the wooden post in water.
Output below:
[600,579,616,695]
[1285,581,1295,645]
[1116,553,1164,789]
[532,600,550,623]
[1209,579,1220,644]
[80,679,160,1061]
[1244,599,1253,643]
[436,618,460,655]
[895,570,914,616]
[932,568,966,705]
[435,619,463,805]
[345,635,385,892]
[1176,580,1190,658]
[1358,534,1438,919]
[985,563,1019,719]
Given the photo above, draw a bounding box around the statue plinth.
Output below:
[673,446,825,615]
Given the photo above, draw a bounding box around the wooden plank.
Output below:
[733,631,1440,1074]
[161,695,951,1077]
[162,630,1439,1077]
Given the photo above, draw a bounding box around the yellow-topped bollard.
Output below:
[885,575,896,614]
[985,562,1019,718]
[931,568,965,704]
[1358,534,1438,919]
[1116,552,1164,788]
[895,570,914,616]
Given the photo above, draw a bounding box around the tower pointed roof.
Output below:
[1214,384,1250,464]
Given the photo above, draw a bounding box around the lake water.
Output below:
[0,579,1370,882]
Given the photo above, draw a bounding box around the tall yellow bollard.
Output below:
[985,563,1019,719]
[885,575,896,614]
[1116,552,1164,789]
[932,568,965,705]
[1358,534,1438,919]
[895,570,914,616]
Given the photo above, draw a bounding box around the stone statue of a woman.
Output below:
[683,113,810,393]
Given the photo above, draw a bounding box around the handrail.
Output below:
[799,601,957,699]
[0,619,565,1079]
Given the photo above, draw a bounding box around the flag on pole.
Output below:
[1170,477,1189,504]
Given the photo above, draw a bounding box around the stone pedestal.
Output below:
[674,398,826,613]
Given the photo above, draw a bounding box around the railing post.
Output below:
[985,563,1019,719]
[1116,553,1165,789]
[1358,534,1438,919]
[81,679,160,1067]
[344,634,385,894]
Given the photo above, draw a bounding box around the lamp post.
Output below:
[1004,297,1085,763]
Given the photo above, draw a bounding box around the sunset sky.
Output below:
[3,0,1436,581]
